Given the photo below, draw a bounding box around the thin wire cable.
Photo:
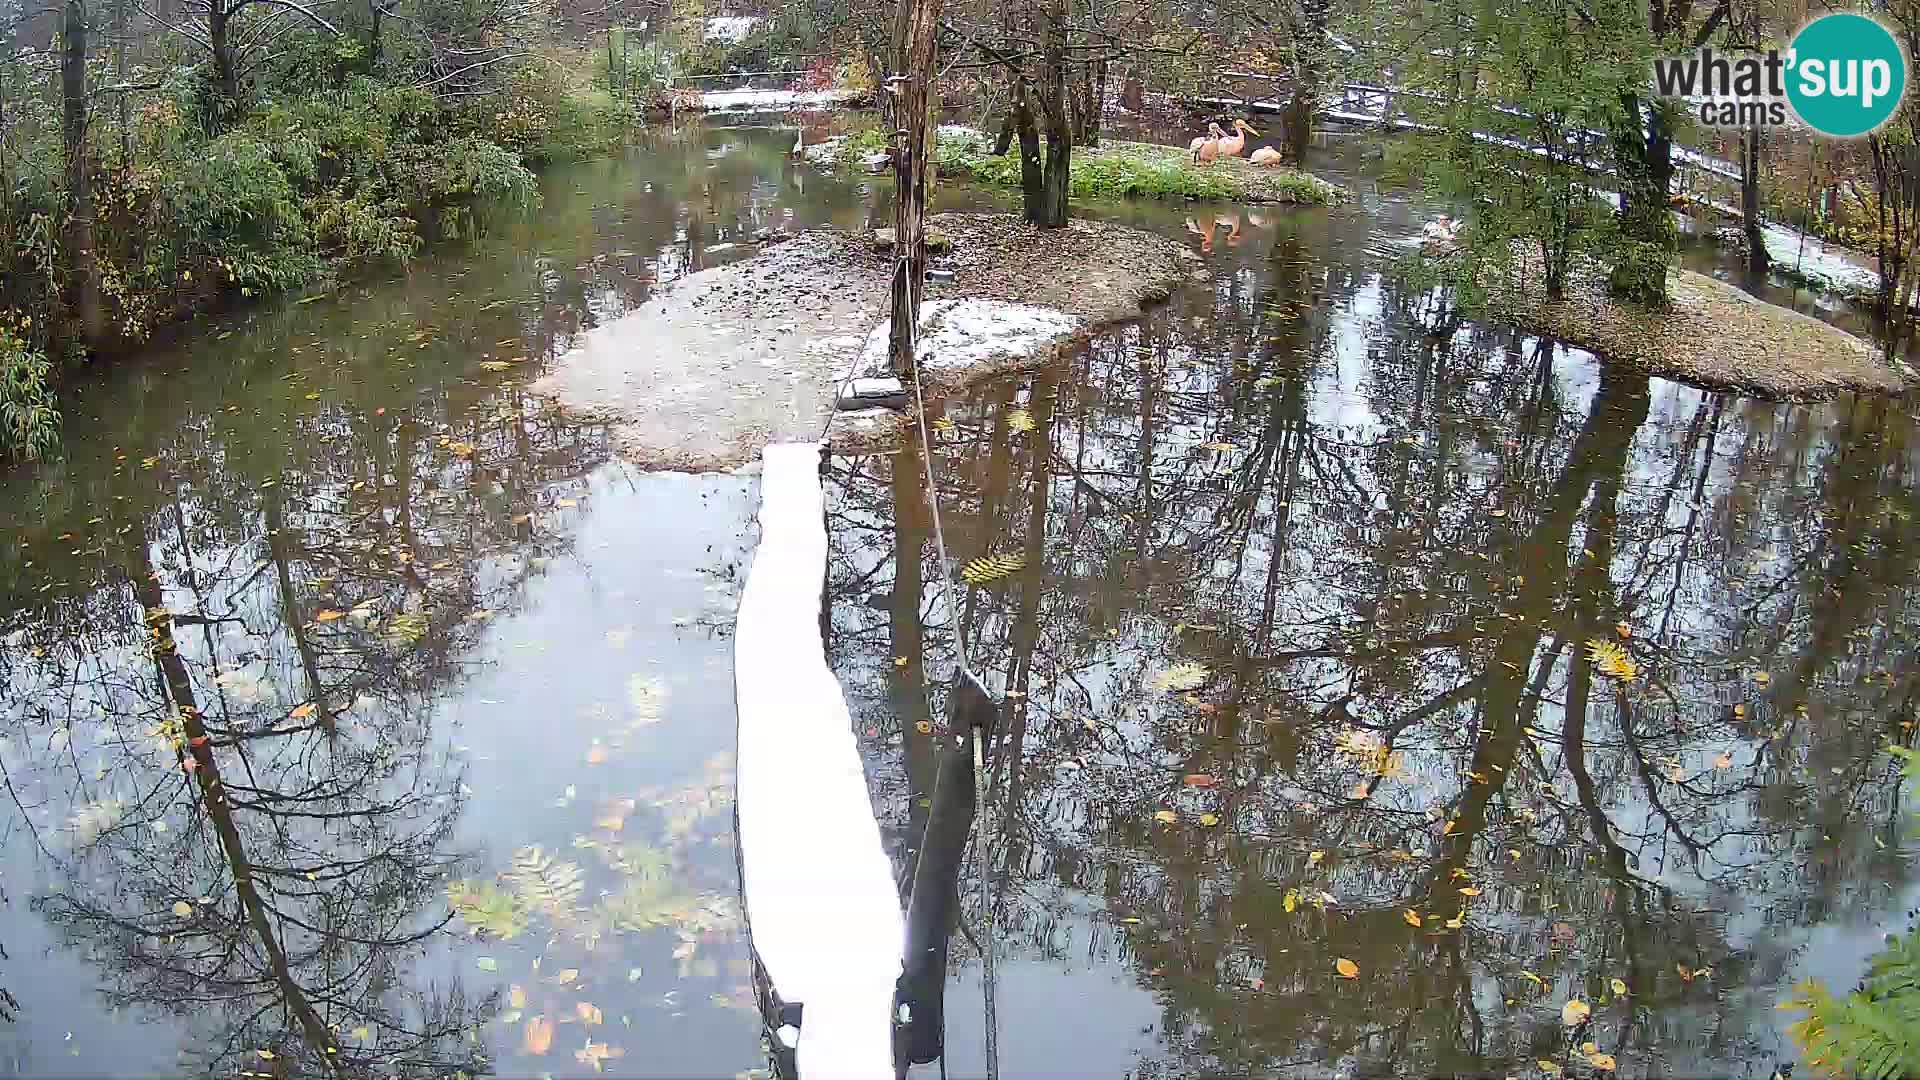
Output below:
[972,730,998,1080]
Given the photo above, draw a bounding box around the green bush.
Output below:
[0,324,59,463]
[1785,746,1920,1079]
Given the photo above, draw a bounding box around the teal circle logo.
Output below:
[1786,13,1907,137]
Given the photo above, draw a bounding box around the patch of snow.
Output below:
[703,15,759,42]
[858,299,1083,374]
[701,88,856,112]
[735,442,902,1080]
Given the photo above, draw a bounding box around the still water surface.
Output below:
[0,121,1913,1078]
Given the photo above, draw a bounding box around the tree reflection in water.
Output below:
[0,372,609,1074]
[826,217,1919,1077]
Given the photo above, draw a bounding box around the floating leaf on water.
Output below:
[172,901,193,917]
[576,1001,603,1025]
[1153,810,1177,824]
[1561,999,1591,1026]
[1198,813,1220,827]
[510,986,527,1009]
[627,674,667,725]
[1587,1052,1617,1072]
[1521,970,1545,987]
[1150,662,1209,693]
[314,609,345,622]
[257,1050,275,1061]
[1584,639,1639,681]
[1714,753,1733,769]
[1334,958,1359,979]
[1308,850,1325,866]
[1458,886,1481,896]
[1283,888,1299,913]
[961,553,1025,585]
[447,880,528,940]
[1581,1042,1599,1055]
[1610,978,1629,996]
[476,957,499,972]
[1199,441,1238,453]
[1403,909,1423,927]
[1006,408,1035,434]
[508,846,585,922]
[290,702,317,720]
[523,1016,554,1056]
[555,969,580,985]
[1538,1061,1562,1076]
[575,1042,624,1072]
[1445,911,1465,929]
[930,417,957,435]
[351,1026,370,1042]
[915,720,932,734]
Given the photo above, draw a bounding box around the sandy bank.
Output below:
[1481,256,1914,400]
[531,213,1193,471]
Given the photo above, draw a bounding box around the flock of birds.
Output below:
[1188,118,1285,167]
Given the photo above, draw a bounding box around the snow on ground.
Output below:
[701,88,856,112]
[703,16,759,42]
[857,299,1083,374]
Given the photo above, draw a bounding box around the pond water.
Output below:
[0,120,1914,1079]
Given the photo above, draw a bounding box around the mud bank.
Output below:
[1482,256,1914,400]
[531,213,1193,471]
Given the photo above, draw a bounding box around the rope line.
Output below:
[821,242,998,1080]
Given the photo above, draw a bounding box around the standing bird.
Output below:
[1249,145,1283,167]
[1216,118,1259,159]
[1190,122,1226,164]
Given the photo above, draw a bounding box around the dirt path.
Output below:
[532,213,1193,471]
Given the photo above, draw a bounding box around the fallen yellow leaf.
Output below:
[1403,909,1423,927]
[576,1001,603,1025]
[290,702,317,720]
[556,968,579,985]
[1610,978,1628,996]
[1538,1061,1562,1076]
[1199,813,1220,827]
[1445,911,1465,929]
[1581,1042,1598,1055]
[315,609,345,622]
[1521,970,1545,986]
[1458,886,1482,896]
[1587,1052,1617,1071]
[1308,850,1325,866]
[510,985,527,1009]
[1154,810,1177,824]
[523,1016,554,1056]
[1335,958,1359,979]
[1561,998,1591,1026]
[1714,753,1732,769]
[1283,889,1299,913]
[173,900,193,917]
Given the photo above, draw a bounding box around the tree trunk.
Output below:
[61,0,102,350]
[1086,55,1106,146]
[368,0,381,68]
[114,0,130,166]
[993,113,1014,155]
[1608,95,1674,306]
[1034,0,1070,228]
[210,8,238,126]
[1284,0,1331,165]
[1741,123,1767,276]
[885,0,943,375]
[1011,76,1044,222]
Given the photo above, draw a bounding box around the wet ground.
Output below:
[0,119,1913,1079]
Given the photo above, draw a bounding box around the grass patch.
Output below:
[936,129,1343,205]
[819,125,1342,205]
